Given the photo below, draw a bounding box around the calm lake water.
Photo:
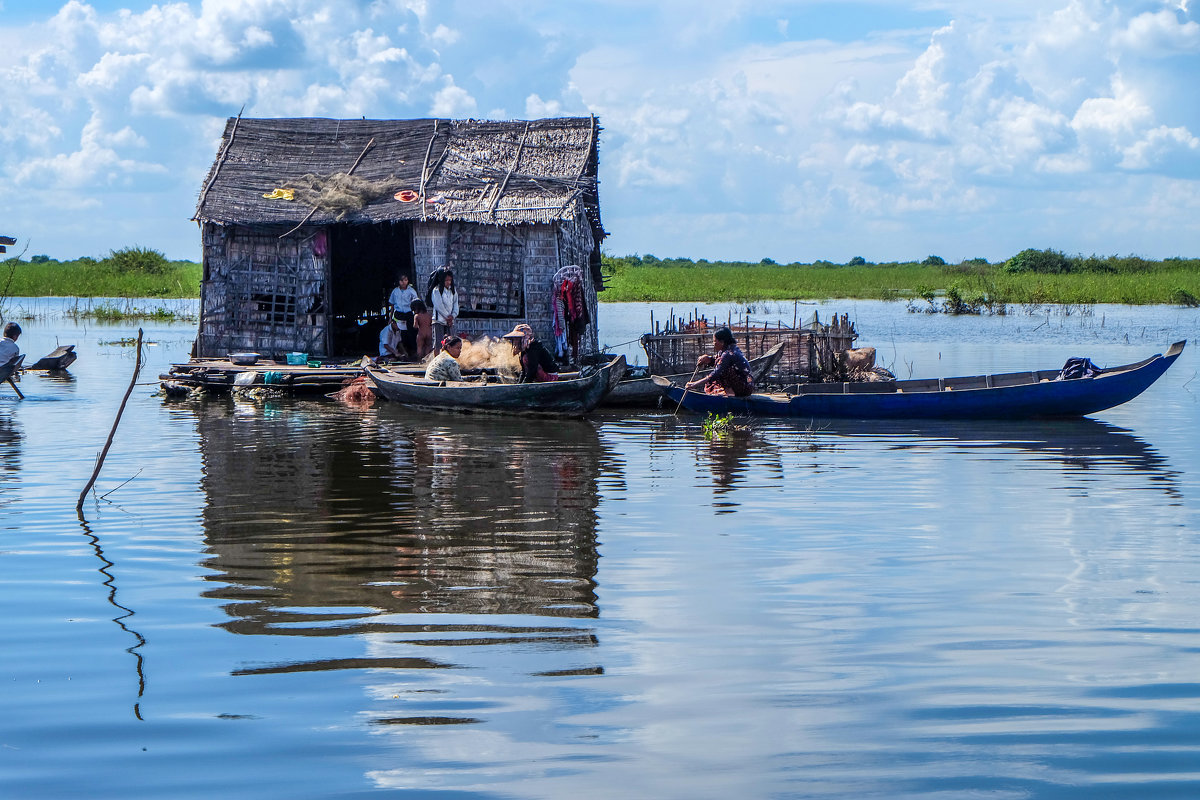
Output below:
[3,298,1200,799]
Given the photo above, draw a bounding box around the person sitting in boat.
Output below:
[424,335,464,382]
[502,323,559,383]
[378,316,404,361]
[686,327,754,397]
[0,322,21,366]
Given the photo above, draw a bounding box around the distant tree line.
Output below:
[602,249,1200,273]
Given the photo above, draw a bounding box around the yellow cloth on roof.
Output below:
[262,188,295,200]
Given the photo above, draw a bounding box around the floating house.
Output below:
[191,116,605,361]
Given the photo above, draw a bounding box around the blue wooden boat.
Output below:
[655,341,1185,420]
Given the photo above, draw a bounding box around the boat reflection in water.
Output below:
[665,413,1180,508]
[195,402,614,680]
[813,416,1181,497]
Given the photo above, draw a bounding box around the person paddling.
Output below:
[685,327,754,397]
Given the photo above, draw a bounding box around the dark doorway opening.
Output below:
[328,222,413,356]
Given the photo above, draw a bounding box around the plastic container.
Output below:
[307,360,321,368]
[286,352,307,366]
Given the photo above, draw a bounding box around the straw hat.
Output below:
[502,324,534,339]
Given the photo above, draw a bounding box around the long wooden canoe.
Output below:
[604,342,786,407]
[366,355,627,415]
[655,342,1185,420]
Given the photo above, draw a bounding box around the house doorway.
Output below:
[328,222,413,356]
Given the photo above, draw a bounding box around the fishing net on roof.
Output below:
[282,172,405,219]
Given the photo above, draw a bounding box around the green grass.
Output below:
[1,248,202,299]
[600,253,1200,306]
[5,248,1200,307]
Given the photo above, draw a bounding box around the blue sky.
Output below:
[1,0,1199,263]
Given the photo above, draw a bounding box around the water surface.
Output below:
[2,300,1199,798]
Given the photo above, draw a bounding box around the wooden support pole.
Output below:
[77,329,143,514]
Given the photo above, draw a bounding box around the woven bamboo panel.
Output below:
[640,324,856,384]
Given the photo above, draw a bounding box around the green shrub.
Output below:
[1005,248,1071,274]
[922,255,946,266]
[848,256,867,266]
[1170,288,1200,307]
[104,246,169,275]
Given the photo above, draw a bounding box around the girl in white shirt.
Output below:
[431,272,459,354]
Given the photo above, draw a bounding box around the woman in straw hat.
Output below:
[502,324,559,383]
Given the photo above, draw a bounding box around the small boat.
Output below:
[27,345,77,371]
[655,342,1186,420]
[604,342,786,407]
[1,354,25,399]
[366,355,627,415]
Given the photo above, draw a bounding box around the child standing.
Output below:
[411,299,434,359]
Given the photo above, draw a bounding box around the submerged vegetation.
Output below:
[601,251,1200,308]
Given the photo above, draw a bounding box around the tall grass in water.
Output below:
[600,252,1200,306]
[1,247,202,299]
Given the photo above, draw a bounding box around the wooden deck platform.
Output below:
[160,358,368,394]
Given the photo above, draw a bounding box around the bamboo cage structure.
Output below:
[640,309,858,384]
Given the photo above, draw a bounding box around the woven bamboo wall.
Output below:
[197,223,329,358]
[412,217,599,358]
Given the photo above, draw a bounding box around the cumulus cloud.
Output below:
[1113,8,1200,54]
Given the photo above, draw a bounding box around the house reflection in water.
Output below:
[194,403,610,666]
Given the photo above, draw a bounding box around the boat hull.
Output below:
[367,355,627,415]
[657,342,1185,420]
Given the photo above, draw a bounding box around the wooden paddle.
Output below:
[6,377,22,400]
[673,364,701,415]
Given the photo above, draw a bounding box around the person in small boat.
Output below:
[378,316,404,361]
[424,335,463,382]
[686,327,754,397]
[502,323,559,383]
[0,322,21,366]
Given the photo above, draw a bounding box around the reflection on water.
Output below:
[0,413,20,497]
[815,416,1182,498]
[667,417,1180,503]
[77,517,147,720]
[192,403,615,675]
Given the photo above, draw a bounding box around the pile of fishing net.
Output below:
[283,173,404,219]
[457,336,519,375]
[332,375,377,405]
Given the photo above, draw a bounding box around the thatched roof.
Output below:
[194,116,604,239]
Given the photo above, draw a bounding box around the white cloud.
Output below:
[430,82,477,117]
[525,93,562,118]
[430,23,459,46]
[1113,9,1200,54]
[14,114,166,187]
